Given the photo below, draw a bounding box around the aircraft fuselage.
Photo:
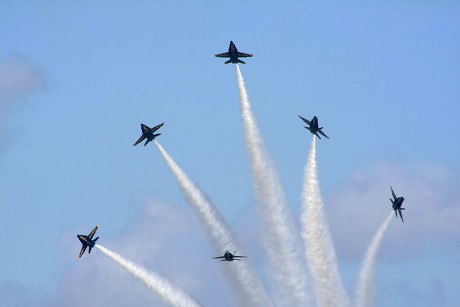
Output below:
[392,197,404,210]
[309,116,319,134]
[77,235,96,248]
[228,41,240,63]
[224,251,234,261]
[141,124,155,141]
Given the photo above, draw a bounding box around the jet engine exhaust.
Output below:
[354,212,393,307]
[154,141,273,307]
[301,137,349,307]
[95,245,201,307]
[236,65,309,307]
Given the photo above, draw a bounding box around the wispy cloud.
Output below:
[50,200,237,307]
[326,161,460,261]
[0,52,46,149]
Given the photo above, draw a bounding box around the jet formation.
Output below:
[299,115,329,139]
[77,225,99,258]
[133,122,164,147]
[77,40,408,271]
[212,250,247,262]
[390,187,406,223]
[215,41,253,64]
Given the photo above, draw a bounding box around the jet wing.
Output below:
[214,52,231,58]
[88,225,98,239]
[212,256,225,259]
[233,255,247,258]
[133,134,146,146]
[318,129,329,139]
[398,208,404,223]
[391,187,397,200]
[298,115,311,125]
[150,122,164,133]
[237,52,253,58]
[78,245,87,258]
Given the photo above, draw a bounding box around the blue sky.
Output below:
[1,1,459,306]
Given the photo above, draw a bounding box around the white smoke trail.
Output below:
[236,65,309,306]
[354,212,393,307]
[154,141,273,307]
[301,137,349,307]
[95,245,201,307]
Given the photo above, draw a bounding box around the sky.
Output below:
[1,1,459,306]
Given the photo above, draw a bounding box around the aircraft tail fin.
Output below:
[94,237,99,243]
[144,139,150,146]
[225,59,232,64]
[89,246,92,254]
[153,133,161,138]
[237,59,246,64]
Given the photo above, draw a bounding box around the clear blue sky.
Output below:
[1,1,459,306]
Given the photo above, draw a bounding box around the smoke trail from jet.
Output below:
[301,137,349,307]
[154,141,273,307]
[236,65,309,306]
[354,212,393,307]
[95,245,201,307]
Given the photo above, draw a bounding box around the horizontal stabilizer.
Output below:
[225,59,232,64]
[237,59,246,64]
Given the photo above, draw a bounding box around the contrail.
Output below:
[354,212,393,307]
[154,141,273,307]
[236,65,309,306]
[301,137,349,307]
[95,245,201,307]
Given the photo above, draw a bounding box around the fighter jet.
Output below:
[299,115,329,139]
[215,41,253,64]
[212,250,247,262]
[390,186,406,223]
[77,225,99,258]
[133,122,164,147]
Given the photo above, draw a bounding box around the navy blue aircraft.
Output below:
[212,250,247,262]
[215,41,253,64]
[299,115,329,139]
[133,122,164,147]
[390,187,406,223]
[77,225,99,258]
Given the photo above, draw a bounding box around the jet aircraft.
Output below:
[390,186,406,223]
[133,122,164,147]
[77,225,99,258]
[212,250,247,262]
[299,115,329,139]
[215,41,253,64]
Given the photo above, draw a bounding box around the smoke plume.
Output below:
[354,212,393,307]
[95,245,201,307]
[236,65,309,306]
[301,137,349,307]
[154,141,273,307]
